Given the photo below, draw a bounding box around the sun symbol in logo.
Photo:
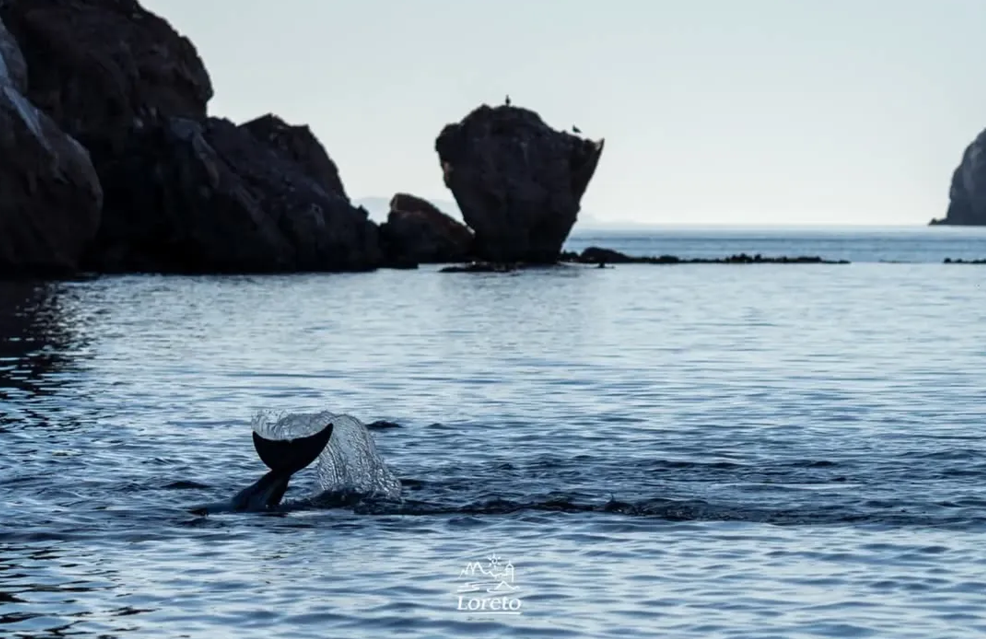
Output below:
[487,554,502,570]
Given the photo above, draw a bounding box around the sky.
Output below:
[143,0,986,226]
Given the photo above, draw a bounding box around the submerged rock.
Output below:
[0,0,213,161]
[440,262,519,273]
[435,104,604,263]
[379,193,474,265]
[0,16,102,277]
[85,116,381,273]
[561,247,850,265]
[931,128,986,226]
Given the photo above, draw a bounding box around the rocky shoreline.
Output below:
[0,0,612,279]
[2,1,952,281]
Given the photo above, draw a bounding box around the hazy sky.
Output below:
[143,0,986,225]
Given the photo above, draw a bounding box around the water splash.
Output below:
[251,409,402,499]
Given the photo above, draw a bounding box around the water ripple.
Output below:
[3,242,986,637]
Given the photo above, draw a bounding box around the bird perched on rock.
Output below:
[505,94,511,106]
[572,125,582,134]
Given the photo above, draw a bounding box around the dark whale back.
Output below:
[253,422,335,475]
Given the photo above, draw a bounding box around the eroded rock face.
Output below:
[931,129,986,226]
[0,0,213,161]
[379,193,473,265]
[0,17,103,277]
[435,104,604,263]
[85,117,381,274]
[241,114,349,200]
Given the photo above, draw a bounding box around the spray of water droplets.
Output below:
[251,409,402,499]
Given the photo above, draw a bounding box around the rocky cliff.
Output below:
[87,117,381,273]
[931,128,986,226]
[0,14,103,276]
[0,0,381,276]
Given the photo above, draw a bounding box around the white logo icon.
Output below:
[455,553,523,615]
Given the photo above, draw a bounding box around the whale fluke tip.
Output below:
[252,422,334,475]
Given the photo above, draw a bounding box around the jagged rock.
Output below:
[379,193,473,265]
[84,116,381,273]
[435,104,604,263]
[0,0,212,161]
[0,16,103,277]
[241,114,349,200]
[931,128,986,226]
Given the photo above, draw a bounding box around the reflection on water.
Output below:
[1,283,72,394]
[0,281,102,440]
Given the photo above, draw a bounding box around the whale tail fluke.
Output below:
[189,422,335,515]
[253,422,334,475]
[219,422,334,513]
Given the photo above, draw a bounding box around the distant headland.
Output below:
[930,128,986,226]
[0,0,850,279]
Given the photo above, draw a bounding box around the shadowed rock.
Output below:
[0,16,102,277]
[0,15,27,93]
[0,0,213,162]
[379,193,473,265]
[435,104,604,263]
[440,262,519,273]
[931,128,986,226]
[241,114,349,200]
[84,116,381,274]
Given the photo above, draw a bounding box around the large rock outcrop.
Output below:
[85,116,381,274]
[2,0,383,275]
[435,104,604,263]
[0,16,103,277]
[0,0,213,162]
[931,128,986,226]
[379,193,473,264]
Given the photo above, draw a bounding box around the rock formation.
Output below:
[435,104,604,263]
[931,128,986,226]
[0,0,213,162]
[1,0,382,275]
[241,114,350,200]
[87,116,381,273]
[0,15,103,277]
[379,193,473,265]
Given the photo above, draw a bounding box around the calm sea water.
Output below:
[565,224,986,263]
[3,227,986,638]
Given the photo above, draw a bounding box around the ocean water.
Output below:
[565,224,986,263]
[2,228,986,638]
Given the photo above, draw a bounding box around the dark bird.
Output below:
[572,125,582,134]
[505,94,511,106]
